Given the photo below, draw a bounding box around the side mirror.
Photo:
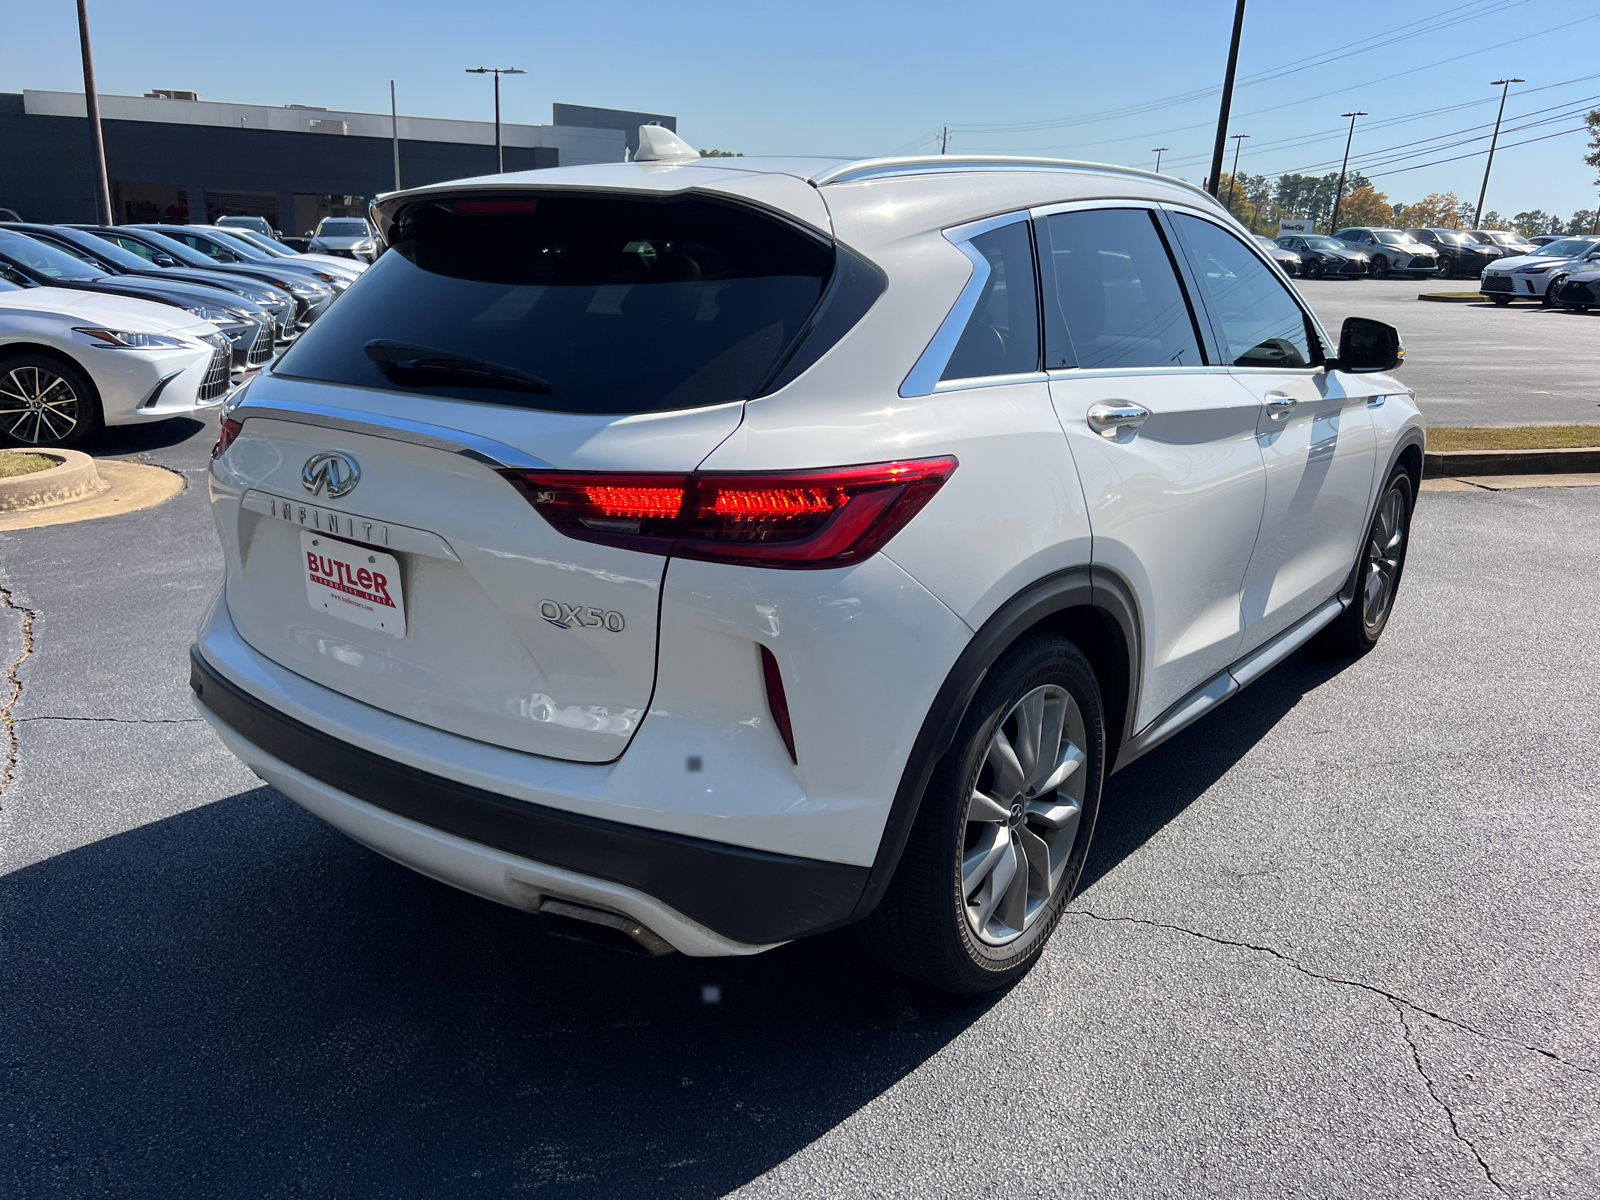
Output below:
[1330,316,1403,373]
[154,255,177,267]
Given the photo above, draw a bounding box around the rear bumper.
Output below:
[189,645,868,952]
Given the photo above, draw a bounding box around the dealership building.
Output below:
[0,90,675,232]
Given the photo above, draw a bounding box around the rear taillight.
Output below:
[211,417,243,459]
[501,457,957,569]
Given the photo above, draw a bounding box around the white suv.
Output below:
[194,146,1423,993]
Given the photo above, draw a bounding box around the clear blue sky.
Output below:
[7,0,1598,219]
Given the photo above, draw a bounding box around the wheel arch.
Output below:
[0,341,104,407]
[849,565,1142,924]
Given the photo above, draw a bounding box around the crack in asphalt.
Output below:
[1391,999,1511,1197]
[0,581,36,798]
[16,715,204,725]
[1065,909,1595,1076]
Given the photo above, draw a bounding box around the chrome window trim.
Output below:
[1028,197,1153,220]
[231,398,552,469]
[1045,364,1236,382]
[1158,202,1337,364]
[899,209,1032,399]
[929,371,1050,395]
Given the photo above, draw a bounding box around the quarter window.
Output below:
[1173,214,1315,370]
[1037,207,1203,370]
[940,222,1040,382]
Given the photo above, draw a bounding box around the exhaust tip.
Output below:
[536,897,677,957]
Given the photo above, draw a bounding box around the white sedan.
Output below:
[0,282,233,448]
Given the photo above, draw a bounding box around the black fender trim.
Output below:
[189,649,868,946]
[847,566,1142,924]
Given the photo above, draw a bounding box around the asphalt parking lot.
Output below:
[3,375,1599,1195]
[1294,276,1600,427]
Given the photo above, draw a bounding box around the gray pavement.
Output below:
[3,414,1599,1198]
[1294,276,1600,428]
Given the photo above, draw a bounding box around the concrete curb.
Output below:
[1424,446,1600,478]
[1416,292,1487,302]
[0,449,106,512]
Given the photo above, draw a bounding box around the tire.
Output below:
[1304,259,1325,280]
[857,632,1105,994]
[0,354,103,449]
[1321,467,1414,655]
[1370,256,1389,279]
[1489,295,1512,306]
[1542,275,1566,308]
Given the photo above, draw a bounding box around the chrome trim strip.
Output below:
[1112,594,1345,772]
[1228,598,1344,689]
[899,210,1031,399]
[232,399,552,469]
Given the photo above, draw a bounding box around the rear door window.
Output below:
[1171,214,1316,369]
[940,221,1041,382]
[1037,207,1204,370]
[275,194,835,415]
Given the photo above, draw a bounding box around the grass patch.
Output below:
[0,452,56,478]
[1428,425,1600,451]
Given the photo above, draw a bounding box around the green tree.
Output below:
[1334,185,1392,229]
[1397,192,1465,229]
[1568,209,1599,235]
[1511,210,1558,237]
[1586,108,1600,185]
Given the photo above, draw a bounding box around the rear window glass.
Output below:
[274,194,835,415]
[940,222,1040,382]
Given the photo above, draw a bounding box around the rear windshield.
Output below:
[274,194,835,415]
[318,220,369,237]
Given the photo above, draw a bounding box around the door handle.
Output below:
[1086,402,1151,437]
[1265,395,1298,421]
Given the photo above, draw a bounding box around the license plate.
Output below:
[301,531,406,638]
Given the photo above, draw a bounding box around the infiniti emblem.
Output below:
[302,452,360,498]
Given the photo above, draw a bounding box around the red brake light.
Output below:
[501,456,957,569]
[211,417,243,459]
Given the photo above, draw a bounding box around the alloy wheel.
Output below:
[0,364,80,445]
[962,684,1088,946]
[1542,275,1566,308]
[1362,484,1408,633]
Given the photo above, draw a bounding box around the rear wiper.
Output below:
[364,340,555,395]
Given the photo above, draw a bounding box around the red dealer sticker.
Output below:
[300,531,406,638]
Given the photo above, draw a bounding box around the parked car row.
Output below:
[1263,226,1544,281]
[0,221,369,448]
[1477,235,1600,307]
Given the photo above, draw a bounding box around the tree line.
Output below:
[1214,169,1597,238]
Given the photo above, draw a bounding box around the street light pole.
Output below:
[75,0,113,225]
[465,66,526,174]
[1327,110,1367,234]
[1152,147,1169,174]
[1475,78,1524,228]
[390,80,401,191]
[1227,133,1249,214]
[1206,0,1248,196]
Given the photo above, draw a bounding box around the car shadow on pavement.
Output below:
[1081,646,1353,892]
[91,416,210,457]
[2,788,1000,1198]
[3,646,1355,1198]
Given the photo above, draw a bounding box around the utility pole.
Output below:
[1226,133,1249,214]
[1152,147,1169,173]
[390,80,401,191]
[465,66,525,173]
[75,0,113,225]
[1327,111,1367,233]
[1206,0,1248,196]
[1475,78,1524,228]
[938,125,950,155]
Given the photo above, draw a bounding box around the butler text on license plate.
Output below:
[301,531,406,637]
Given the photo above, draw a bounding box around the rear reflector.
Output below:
[759,646,798,762]
[501,456,957,569]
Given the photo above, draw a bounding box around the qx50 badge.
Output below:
[540,601,626,632]
[302,452,360,499]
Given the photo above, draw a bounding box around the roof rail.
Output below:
[810,155,1220,205]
